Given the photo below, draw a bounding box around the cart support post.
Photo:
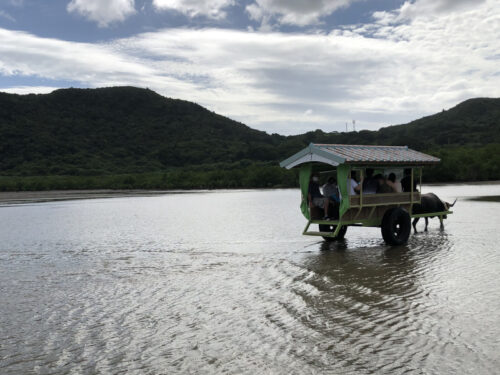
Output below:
[302,221,311,235]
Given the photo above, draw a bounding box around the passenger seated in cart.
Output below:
[308,174,331,220]
[375,174,396,193]
[322,177,340,203]
[387,172,402,192]
[362,168,378,194]
[350,171,361,195]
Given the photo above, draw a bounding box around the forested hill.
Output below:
[296,97,500,149]
[284,98,500,181]
[0,86,277,175]
[0,86,499,190]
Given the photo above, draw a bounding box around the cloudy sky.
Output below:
[0,0,499,134]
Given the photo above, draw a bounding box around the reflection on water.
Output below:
[1,184,500,374]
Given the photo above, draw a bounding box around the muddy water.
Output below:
[1,184,500,374]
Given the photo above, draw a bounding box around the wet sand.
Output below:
[0,190,173,205]
[1,181,498,205]
[469,195,500,202]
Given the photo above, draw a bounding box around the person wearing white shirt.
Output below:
[349,171,360,195]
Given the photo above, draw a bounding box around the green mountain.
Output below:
[0,86,279,176]
[0,87,499,190]
[281,98,500,182]
[283,97,500,147]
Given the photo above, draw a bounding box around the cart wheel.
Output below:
[381,207,411,245]
[319,224,348,241]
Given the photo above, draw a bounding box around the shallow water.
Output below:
[1,183,500,374]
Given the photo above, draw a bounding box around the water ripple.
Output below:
[1,188,500,374]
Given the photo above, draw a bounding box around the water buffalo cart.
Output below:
[280,144,454,245]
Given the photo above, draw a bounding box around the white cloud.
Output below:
[374,0,486,23]
[152,0,234,19]
[246,0,357,27]
[1,0,499,134]
[400,0,485,18]
[0,86,58,95]
[0,27,200,102]
[67,0,136,27]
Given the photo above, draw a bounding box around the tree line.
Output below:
[0,87,499,191]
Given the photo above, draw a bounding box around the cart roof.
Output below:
[279,143,440,169]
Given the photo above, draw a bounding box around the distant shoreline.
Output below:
[424,180,500,186]
[1,181,499,205]
[468,195,500,202]
[0,190,183,205]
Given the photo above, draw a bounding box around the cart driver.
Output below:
[401,168,418,192]
[308,173,331,220]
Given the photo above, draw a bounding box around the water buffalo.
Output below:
[412,193,457,233]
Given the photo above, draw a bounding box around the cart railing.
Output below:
[349,192,420,208]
